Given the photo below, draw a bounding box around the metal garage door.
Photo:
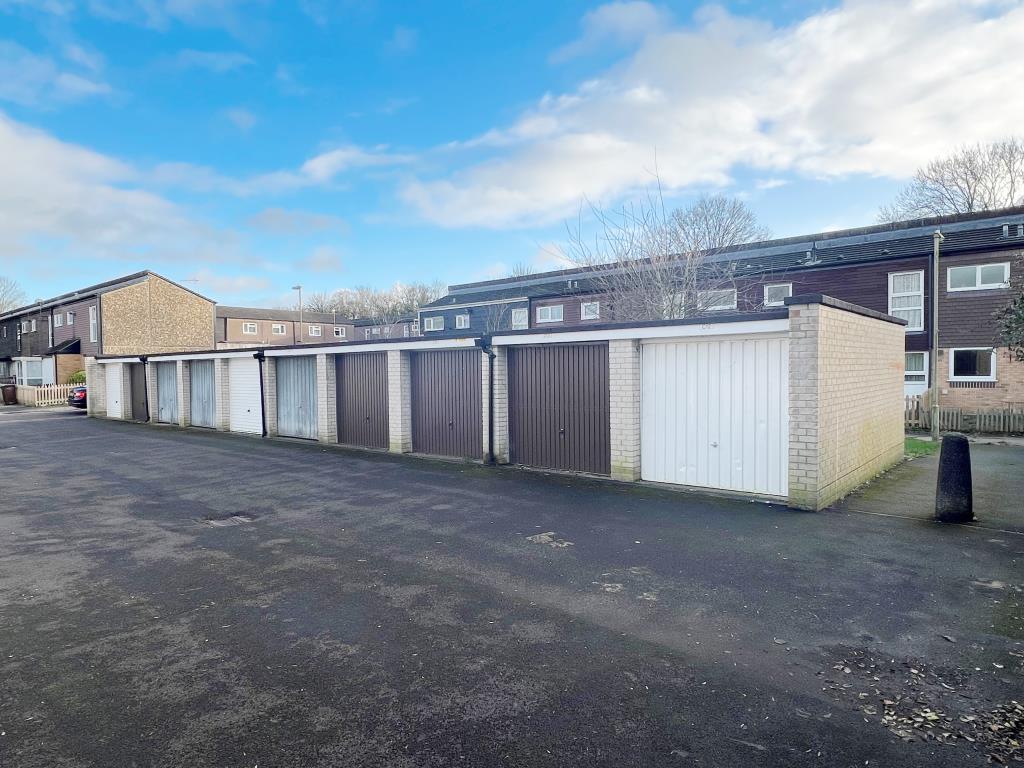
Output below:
[129,363,147,422]
[336,352,388,448]
[156,362,178,424]
[411,349,482,458]
[276,356,317,440]
[228,357,263,435]
[105,364,122,419]
[508,343,610,475]
[641,337,788,496]
[190,360,215,428]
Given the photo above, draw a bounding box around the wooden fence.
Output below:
[16,384,76,407]
[905,395,1024,434]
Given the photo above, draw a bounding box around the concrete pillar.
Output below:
[177,360,190,427]
[214,358,230,431]
[316,353,337,444]
[609,339,641,481]
[491,346,509,463]
[262,356,278,437]
[387,349,412,453]
[145,363,158,423]
[85,357,105,417]
[787,302,821,510]
[118,363,131,421]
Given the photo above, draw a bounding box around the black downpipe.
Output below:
[481,337,496,465]
[139,355,149,422]
[256,351,268,437]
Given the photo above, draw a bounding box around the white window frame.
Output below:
[455,313,470,330]
[904,351,928,385]
[580,301,600,320]
[411,320,419,335]
[510,308,528,329]
[21,321,29,333]
[536,305,564,323]
[333,326,346,338]
[699,288,737,312]
[66,311,75,326]
[53,313,63,328]
[30,319,36,332]
[242,322,258,335]
[271,323,286,335]
[887,270,924,332]
[308,325,322,337]
[423,316,444,332]
[763,283,792,307]
[948,347,997,382]
[947,262,1010,292]
[88,305,98,343]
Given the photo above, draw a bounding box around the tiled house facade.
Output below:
[418,207,1024,412]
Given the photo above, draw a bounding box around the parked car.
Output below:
[67,386,87,409]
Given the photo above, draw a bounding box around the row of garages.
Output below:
[87,295,908,510]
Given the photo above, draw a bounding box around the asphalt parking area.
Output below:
[0,411,1021,767]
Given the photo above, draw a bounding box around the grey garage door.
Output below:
[156,361,178,424]
[276,356,318,440]
[411,349,482,459]
[336,352,388,449]
[507,343,610,475]
[189,359,215,428]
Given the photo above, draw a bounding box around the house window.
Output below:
[30,319,36,332]
[333,326,345,338]
[271,323,286,335]
[383,326,391,337]
[308,325,322,337]
[403,325,410,337]
[53,314,63,328]
[412,320,419,335]
[423,316,445,331]
[536,305,563,323]
[67,311,75,326]
[905,352,927,385]
[699,289,737,311]
[371,327,380,336]
[242,322,258,335]
[580,301,600,320]
[949,348,996,382]
[88,306,98,342]
[510,308,528,329]
[1,326,5,338]
[888,271,924,331]
[455,314,470,329]
[21,321,29,333]
[364,329,372,339]
[947,263,1010,292]
[763,283,792,307]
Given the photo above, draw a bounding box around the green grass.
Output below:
[905,437,939,457]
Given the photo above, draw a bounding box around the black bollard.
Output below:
[935,433,973,523]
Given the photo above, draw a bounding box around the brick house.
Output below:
[0,272,214,385]
[417,207,1024,411]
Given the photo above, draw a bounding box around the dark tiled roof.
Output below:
[217,306,353,324]
[424,206,1024,309]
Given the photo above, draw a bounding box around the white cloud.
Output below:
[298,244,343,273]
[84,0,259,33]
[384,25,418,56]
[185,268,272,298]
[63,43,104,72]
[755,178,788,191]
[551,1,671,62]
[402,0,1024,228]
[0,40,111,106]
[247,207,347,234]
[223,106,257,132]
[172,49,253,72]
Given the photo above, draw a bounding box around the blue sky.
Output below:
[2,0,1022,307]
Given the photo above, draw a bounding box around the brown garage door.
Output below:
[336,352,388,449]
[411,349,482,459]
[508,342,610,475]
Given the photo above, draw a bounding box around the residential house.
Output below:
[418,207,1024,410]
[216,307,357,348]
[353,316,419,341]
[0,272,214,385]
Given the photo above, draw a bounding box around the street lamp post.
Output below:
[930,230,943,441]
[293,284,303,344]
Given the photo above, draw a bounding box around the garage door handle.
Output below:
[448,421,454,429]
[710,441,718,448]
[559,427,565,436]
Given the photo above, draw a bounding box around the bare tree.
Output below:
[302,291,336,314]
[565,192,771,321]
[299,281,446,326]
[880,138,1024,222]
[0,276,26,312]
[507,262,536,278]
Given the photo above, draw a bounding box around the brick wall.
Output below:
[387,350,412,453]
[214,358,230,430]
[55,353,84,384]
[491,346,509,463]
[609,339,641,481]
[480,349,491,459]
[316,353,338,444]
[788,302,905,510]
[101,275,214,355]
[262,357,278,436]
[177,361,191,427]
[85,357,105,417]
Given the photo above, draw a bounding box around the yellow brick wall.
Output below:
[55,353,85,384]
[789,303,905,510]
[936,347,1024,409]
[100,275,214,356]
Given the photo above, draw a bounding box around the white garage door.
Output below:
[105,364,122,419]
[641,337,789,496]
[229,357,263,435]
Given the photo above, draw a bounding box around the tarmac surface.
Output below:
[0,409,1021,767]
